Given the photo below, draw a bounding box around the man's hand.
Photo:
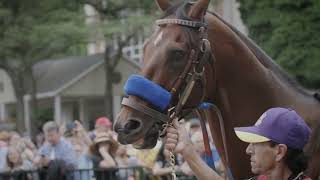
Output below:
[41,157,50,166]
[164,118,193,157]
[34,156,50,167]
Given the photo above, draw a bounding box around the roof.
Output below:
[33,53,104,95]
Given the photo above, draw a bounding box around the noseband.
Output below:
[121,17,213,126]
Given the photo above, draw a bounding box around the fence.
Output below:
[0,167,197,180]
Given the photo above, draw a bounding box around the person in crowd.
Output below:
[0,140,8,172]
[7,133,36,165]
[0,131,10,144]
[21,136,38,157]
[19,141,35,165]
[127,141,161,170]
[71,138,93,180]
[178,131,225,177]
[115,145,140,180]
[89,131,118,179]
[164,107,312,180]
[8,132,21,147]
[64,120,92,147]
[34,121,77,169]
[89,117,113,140]
[6,146,34,172]
[35,131,45,149]
[115,145,129,168]
[188,118,201,136]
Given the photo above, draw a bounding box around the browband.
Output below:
[156,19,207,28]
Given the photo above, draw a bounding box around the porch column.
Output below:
[0,103,6,121]
[78,98,88,128]
[23,96,31,135]
[54,95,62,125]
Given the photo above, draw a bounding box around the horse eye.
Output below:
[167,49,186,70]
[170,49,185,61]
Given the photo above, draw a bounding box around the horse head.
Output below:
[114,0,215,149]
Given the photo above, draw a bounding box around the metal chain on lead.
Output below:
[160,122,169,137]
[169,149,176,180]
[167,109,177,180]
[159,121,176,180]
[167,122,176,180]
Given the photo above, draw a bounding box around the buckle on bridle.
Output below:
[194,66,205,75]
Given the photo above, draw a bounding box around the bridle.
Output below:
[121,17,212,126]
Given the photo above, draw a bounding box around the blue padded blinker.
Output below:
[124,75,172,111]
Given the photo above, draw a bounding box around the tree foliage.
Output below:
[82,0,160,120]
[85,0,159,39]
[237,0,320,88]
[0,0,87,133]
[0,0,87,63]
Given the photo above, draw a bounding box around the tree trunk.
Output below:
[7,70,26,133]
[15,94,25,133]
[25,67,38,137]
[104,56,114,121]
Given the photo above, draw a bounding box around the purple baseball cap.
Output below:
[234,107,311,150]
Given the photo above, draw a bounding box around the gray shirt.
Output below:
[39,138,77,168]
[0,147,8,172]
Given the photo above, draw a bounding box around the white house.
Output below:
[0,53,140,133]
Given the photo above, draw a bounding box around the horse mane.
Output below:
[207,11,317,98]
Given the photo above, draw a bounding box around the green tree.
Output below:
[237,0,320,88]
[83,0,159,120]
[0,0,87,134]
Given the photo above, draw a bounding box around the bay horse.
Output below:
[114,0,320,179]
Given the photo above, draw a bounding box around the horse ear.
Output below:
[189,0,210,19]
[155,0,171,11]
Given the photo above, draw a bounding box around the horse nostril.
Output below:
[124,119,141,133]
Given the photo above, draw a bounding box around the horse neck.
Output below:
[205,13,320,127]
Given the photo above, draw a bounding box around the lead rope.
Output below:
[160,121,177,180]
[159,109,177,180]
[168,111,177,180]
[168,122,177,180]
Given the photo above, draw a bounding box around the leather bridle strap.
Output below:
[170,49,195,94]
[171,28,212,117]
[121,97,169,123]
[194,109,216,170]
[212,103,232,180]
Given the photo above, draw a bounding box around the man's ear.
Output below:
[275,144,288,162]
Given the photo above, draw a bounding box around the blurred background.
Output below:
[0,0,318,179]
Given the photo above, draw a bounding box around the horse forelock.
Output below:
[156,1,202,50]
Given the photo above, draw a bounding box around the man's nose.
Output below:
[246,143,253,155]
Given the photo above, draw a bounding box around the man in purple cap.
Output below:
[235,107,311,180]
[163,107,312,180]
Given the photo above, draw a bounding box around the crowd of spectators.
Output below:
[0,117,225,180]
